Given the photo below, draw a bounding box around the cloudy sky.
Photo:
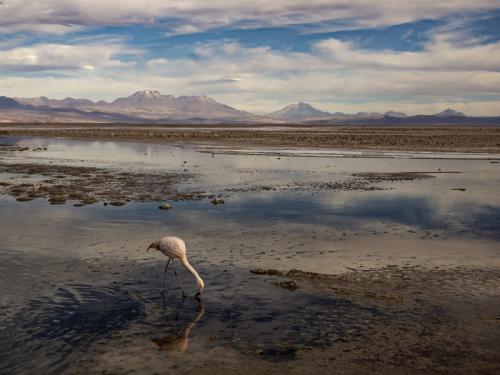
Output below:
[1,1,500,115]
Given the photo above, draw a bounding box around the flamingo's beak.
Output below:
[195,292,202,302]
[146,243,155,252]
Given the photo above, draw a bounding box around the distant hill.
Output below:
[107,90,246,117]
[17,96,95,109]
[384,111,408,118]
[434,108,466,117]
[0,96,28,109]
[307,114,500,126]
[14,90,249,120]
[269,102,332,121]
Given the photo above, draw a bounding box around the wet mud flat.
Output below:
[4,249,495,374]
[5,255,496,374]
[65,263,500,374]
[0,160,386,206]
[2,124,500,152]
[0,161,204,206]
[0,144,405,206]
[1,136,499,374]
[0,144,205,205]
[246,266,500,374]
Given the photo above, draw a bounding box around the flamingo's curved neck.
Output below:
[180,257,204,291]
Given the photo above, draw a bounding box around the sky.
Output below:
[1,1,500,115]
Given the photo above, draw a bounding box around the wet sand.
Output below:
[1,124,500,152]
[0,135,499,374]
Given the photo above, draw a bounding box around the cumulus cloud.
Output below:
[143,34,500,96]
[1,3,500,115]
[314,34,500,72]
[1,0,499,34]
[2,31,499,115]
[0,43,137,71]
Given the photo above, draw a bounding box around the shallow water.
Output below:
[1,136,499,373]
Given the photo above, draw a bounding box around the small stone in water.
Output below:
[210,198,225,205]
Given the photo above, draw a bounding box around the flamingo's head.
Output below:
[197,279,205,293]
[195,278,205,300]
[146,241,159,252]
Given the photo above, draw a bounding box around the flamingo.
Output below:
[147,236,205,299]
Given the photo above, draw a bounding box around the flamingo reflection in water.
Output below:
[152,303,205,353]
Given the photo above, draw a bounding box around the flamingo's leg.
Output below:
[172,261,187,297]
[161,258,171,295]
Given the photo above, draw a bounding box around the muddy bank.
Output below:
[2,124,500,152]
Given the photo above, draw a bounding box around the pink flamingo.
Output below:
[147,236,205,299]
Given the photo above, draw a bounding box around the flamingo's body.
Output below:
[147,236,204,297]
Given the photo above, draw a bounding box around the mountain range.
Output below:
[0,90,498,125]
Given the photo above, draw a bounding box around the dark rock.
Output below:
[210,198,225,205]
[48,196,67,204]
[273,280,299,291]
[16,196,33,202]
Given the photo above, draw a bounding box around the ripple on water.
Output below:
[138,267,388,360]
[0,284,143,374]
